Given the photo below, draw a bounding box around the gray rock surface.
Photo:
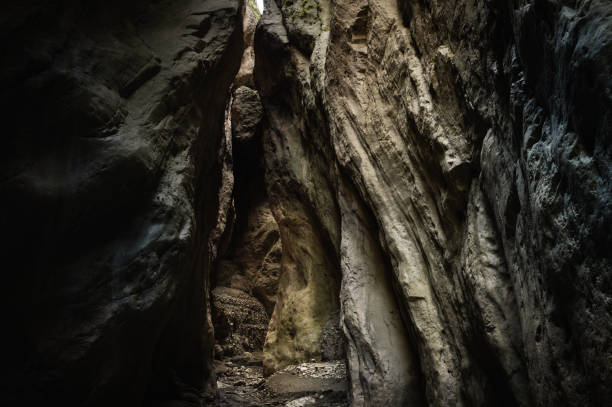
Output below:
[234,0,261,87]
[255,0,342,376]
[212,1,282,340]
[2,0,611,405]
[338,179,423,406]
[231,86,264,143]
[215,357,347,406]
[0,0,244,405]
[255,0,612,405]
[212,286,269,356]
[319,310,344,362]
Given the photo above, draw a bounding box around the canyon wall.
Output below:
[210,2,285,359]
[0,0,244,405]
[1,0,610,405]
[255,0,611,406]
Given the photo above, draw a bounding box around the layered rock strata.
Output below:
[210,0,285,360]
[0,0,244,405]
[1,0,610,405]
[255,0,343,376]
[254,0,611,405]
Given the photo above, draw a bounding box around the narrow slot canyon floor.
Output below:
[214,355,347,406]
[210,282,348,406]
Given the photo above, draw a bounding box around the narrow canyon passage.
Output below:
[1,0,610,406]
[209,3,349,405]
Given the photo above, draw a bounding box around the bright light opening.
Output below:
[256,0,264,12]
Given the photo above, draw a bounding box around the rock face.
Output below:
[234,0,261,87]
[255,0,343,376]
[0,0,243,405]
[2,0,611,405]
[213,84,281,316]
[212,286,269,356]
[255,0,611,406]
[211,0,283,359]
[338,180,423,405]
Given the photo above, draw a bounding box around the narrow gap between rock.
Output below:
[210,3,348,406]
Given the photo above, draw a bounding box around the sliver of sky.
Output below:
[256,0,264,11]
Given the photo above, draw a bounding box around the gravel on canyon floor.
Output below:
[213,354,348,406]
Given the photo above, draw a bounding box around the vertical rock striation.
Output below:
[255,0,611,405]
[210,1,285,359]
[0,0,244,405]
[1,0,610,405]
[255,0,343,376]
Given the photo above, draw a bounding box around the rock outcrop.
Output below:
[255,0,611,405]
[213,83,281,315]
[235,0,261,87]
[0,0,244,405]
[212,286,269,356]
[2,0,611,405]
[255,0,343,376]
[211,1,283,357]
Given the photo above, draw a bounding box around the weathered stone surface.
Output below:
[3,0,611,405]
[212,286,269,356]
[277,0,325,56]
[213,198,281,314]
[255,0,612,405]
[255,0,342,376]
[0,0,244,405]
[211,1,283,371]
[213,48,281,320]
[215,357,348,406]
[319,310,344,362]
[231,86,263,143]
[234,0,261,87]
[338,179,423,406]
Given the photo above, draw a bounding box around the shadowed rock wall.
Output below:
[1,0,610,405]
[0,0,244,405]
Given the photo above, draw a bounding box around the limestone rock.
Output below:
[319,310,345,362]
[231,86,263,144]
[338,179,423,406]
[277,0,325,56]
[212,287,269,356]
[0,0,244,405]
[3,0,611,405]
[255,0,342,376]
[213,61,281,319]
[255,0,612,405]
[234,0,260,87]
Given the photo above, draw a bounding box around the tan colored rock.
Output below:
[255,0,342,376]
[255,0,612,405]
[338,179,423,406]
[235,0,261,87]
[212,286,269,357]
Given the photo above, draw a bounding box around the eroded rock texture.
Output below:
[2,0,610,405]
[213,83,281,315]
[212,286,269,356]
[210,1,285,361]
[255,0,611,405]
[255,0,343,376]
[0,0,243,405]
